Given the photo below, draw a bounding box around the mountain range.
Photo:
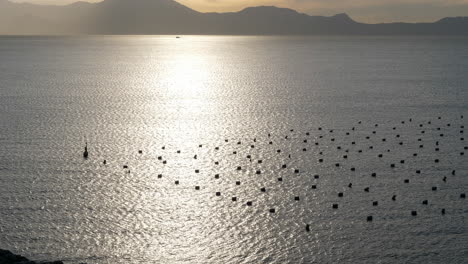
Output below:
[1,0,468,35]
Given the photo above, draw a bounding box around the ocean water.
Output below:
[0,36,467,264]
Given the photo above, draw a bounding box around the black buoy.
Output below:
[306,224,310,232]
[367,216,373,222]
[441,209,445,215]
[246,201,253,206]
[332,204,338,209]
[392,195,396,201]
[411,211,417,216]
[83,142,89,159]
[372,201,378,206]
[422,200,428,205]
[260,187,266,192]
[294,196,300,201]
[216,192,221,196]
[103,160,106,165]
[195,186,200,190]
[232,197,237,201]
[269,208,276,213]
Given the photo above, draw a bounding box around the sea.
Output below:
[0,36,467,263]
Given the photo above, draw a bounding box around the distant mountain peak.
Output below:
[331,13,355,23]
[239,6,300,16]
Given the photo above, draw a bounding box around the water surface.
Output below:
[0,36,467,263]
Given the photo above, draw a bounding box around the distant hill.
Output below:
[1,0,468,35]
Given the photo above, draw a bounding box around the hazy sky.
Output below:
[10,0,468,23]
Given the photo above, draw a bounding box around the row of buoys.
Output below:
[84,115,466,231]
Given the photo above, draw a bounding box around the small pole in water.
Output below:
[83,142,89,159]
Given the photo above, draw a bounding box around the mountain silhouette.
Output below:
[1,0,467,35]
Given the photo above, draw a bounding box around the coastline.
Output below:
[0,249,63,264]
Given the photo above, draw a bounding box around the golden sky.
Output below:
[10,0,468,23]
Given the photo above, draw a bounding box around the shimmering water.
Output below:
[0,36,468,264]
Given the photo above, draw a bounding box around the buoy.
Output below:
[246,201,253,206]
[348,183,352,188]
[175,180,179,185]
[260,187,266,192]
[236,181,241,185]
[232,197,237,201]
[103,160,106,164]
[404,179,409,183]
[306,224,310,232]
[411,211,417,216]
[312,185,317,189]
[459,193,465,198]
[216,192,221,196]
[237,166,242,170]
[195,186,200,190]
[338,192,343,197]
[294,196,300,201]
[332,204,338,209]
[278,177,283,182]
[214,174,220,179]
[314,175,319,179]
[392,195,396,201]
[432,186,437,191]
[269,208,276,213]
[195,169,200,173]
[371,173,376,177]
[194,155,197,159]
[441,209,445,215]
[83,142,89,159]
[367,216,373,222]
[138,150,142,154]
[364,187,370,192]
[422,200,428,205]
[372,201,378,206]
